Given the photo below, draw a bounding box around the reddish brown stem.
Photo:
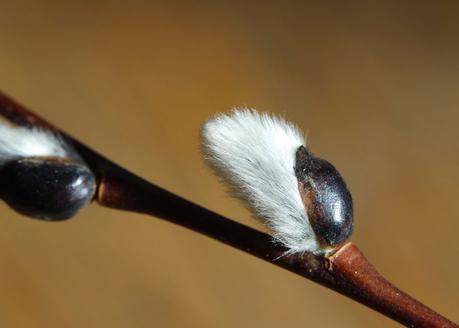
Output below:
[328,244,456,327]
[0,91,456,327]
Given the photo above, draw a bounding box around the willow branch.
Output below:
[0,91,456,328]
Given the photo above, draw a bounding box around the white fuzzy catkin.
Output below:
[0,123,71,165]
[201,109,322,254]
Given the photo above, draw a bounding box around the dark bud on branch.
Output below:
[0,157,96,220]
[294,146,353,248]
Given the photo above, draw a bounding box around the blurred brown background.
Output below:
[0,1,458,327]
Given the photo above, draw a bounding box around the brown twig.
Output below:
[0,91,456,328]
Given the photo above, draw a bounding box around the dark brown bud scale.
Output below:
[294,146,353,248]
[0,157,96,220]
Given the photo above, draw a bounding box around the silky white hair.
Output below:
[201,109,322,254]
[0,123,72,165]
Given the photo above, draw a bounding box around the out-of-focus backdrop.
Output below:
[0,2,458,327]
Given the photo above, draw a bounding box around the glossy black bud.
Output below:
[0,157,96,220]
[294,146,353,247]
